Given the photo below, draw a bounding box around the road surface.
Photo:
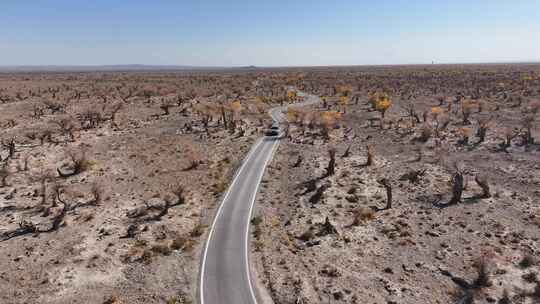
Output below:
[199,93,319,304]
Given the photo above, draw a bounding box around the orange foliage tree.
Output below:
[374,95,392,118]
[339,96,349,113]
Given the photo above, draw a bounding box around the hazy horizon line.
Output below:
[1,61,539,72]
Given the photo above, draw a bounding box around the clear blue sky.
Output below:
[1,0,539,66]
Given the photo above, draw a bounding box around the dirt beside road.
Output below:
[253,65,540,304]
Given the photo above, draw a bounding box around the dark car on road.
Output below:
[264,129,279,136]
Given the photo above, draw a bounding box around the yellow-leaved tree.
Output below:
[431,106,444,116]
[287,90,297,101]
[320,111,342,139]
[287,108,300,123]
[375,94,392,118]
[339,96,349,113]
[230,100,242,113]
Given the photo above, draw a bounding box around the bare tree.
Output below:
[408,146,422,162]
[38,128,54,145]
[309,185,327,205]
[2,138,16,159]
[403,102,421,125]
[52,116,76,142]
[341,144,352,158]
[0,90,11,103]
[78,109,103,129]
[415,125,432,143]
[376,178,393,210]
[160,100,174,116]
[322,148,336,178]
[521,114,535,146]
[292,155,303,168]
[88,182,103,205]
[499,127,520,152]
[183,148,202,171]
[363,145,374,166]
[475,117,491,144]
[108,102,124,126]
[17,154,30,171]
[475,174,491,198]
[461,100,473,125]
[441,258,492,303]
[440,162,464,206]
[0,163,9,187]
[116,85,138,102]
[42,99,65,114]
[32,104,45,119]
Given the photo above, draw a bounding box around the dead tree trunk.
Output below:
[309,185,326,205]
[292,155,303,168]
[447,171,464,205]
[0,220,37,241]
[316,217,338,236]
[475,175,491,198]
[377,178,393,210]
[0,163,9,187]
[323,149,336,178]
[364,145,374,166]
[2,139,15,159]
[220,103,228,129]
[46,201,69,232]
[342,144,351,158]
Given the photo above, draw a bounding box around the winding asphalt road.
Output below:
[199,93,319,304]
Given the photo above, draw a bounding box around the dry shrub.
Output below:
[189,222,205,238]
[184,147,203,171]
[352,207,375,226]
[42,99,65,114]
[499,290,511,304]
[139,249,153,264]
[214,178,229,194]
[500,127,520,151]
[521,114,536,145]
[150,242,172,256]
[476,117,492,143]
[89,182,103,204]
[457,127,472,145]
[102,295,122,304]
[526,99,540,114]
[171,236,194,252]
[461,99,475,124]
[108,102,124,122]
[78,108,103,129]
[519,253,537,269]
[52,115,76,141]
[253,239,265,252]
[298,229,315,242]
[166,294,193,304]
[417,125,432,142]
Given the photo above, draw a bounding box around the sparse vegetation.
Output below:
[1,64,539,304]
[252,64,540,304]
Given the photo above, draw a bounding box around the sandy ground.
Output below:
[1,65,538,304]
[253,65,540,304]
[0,71,289,304]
